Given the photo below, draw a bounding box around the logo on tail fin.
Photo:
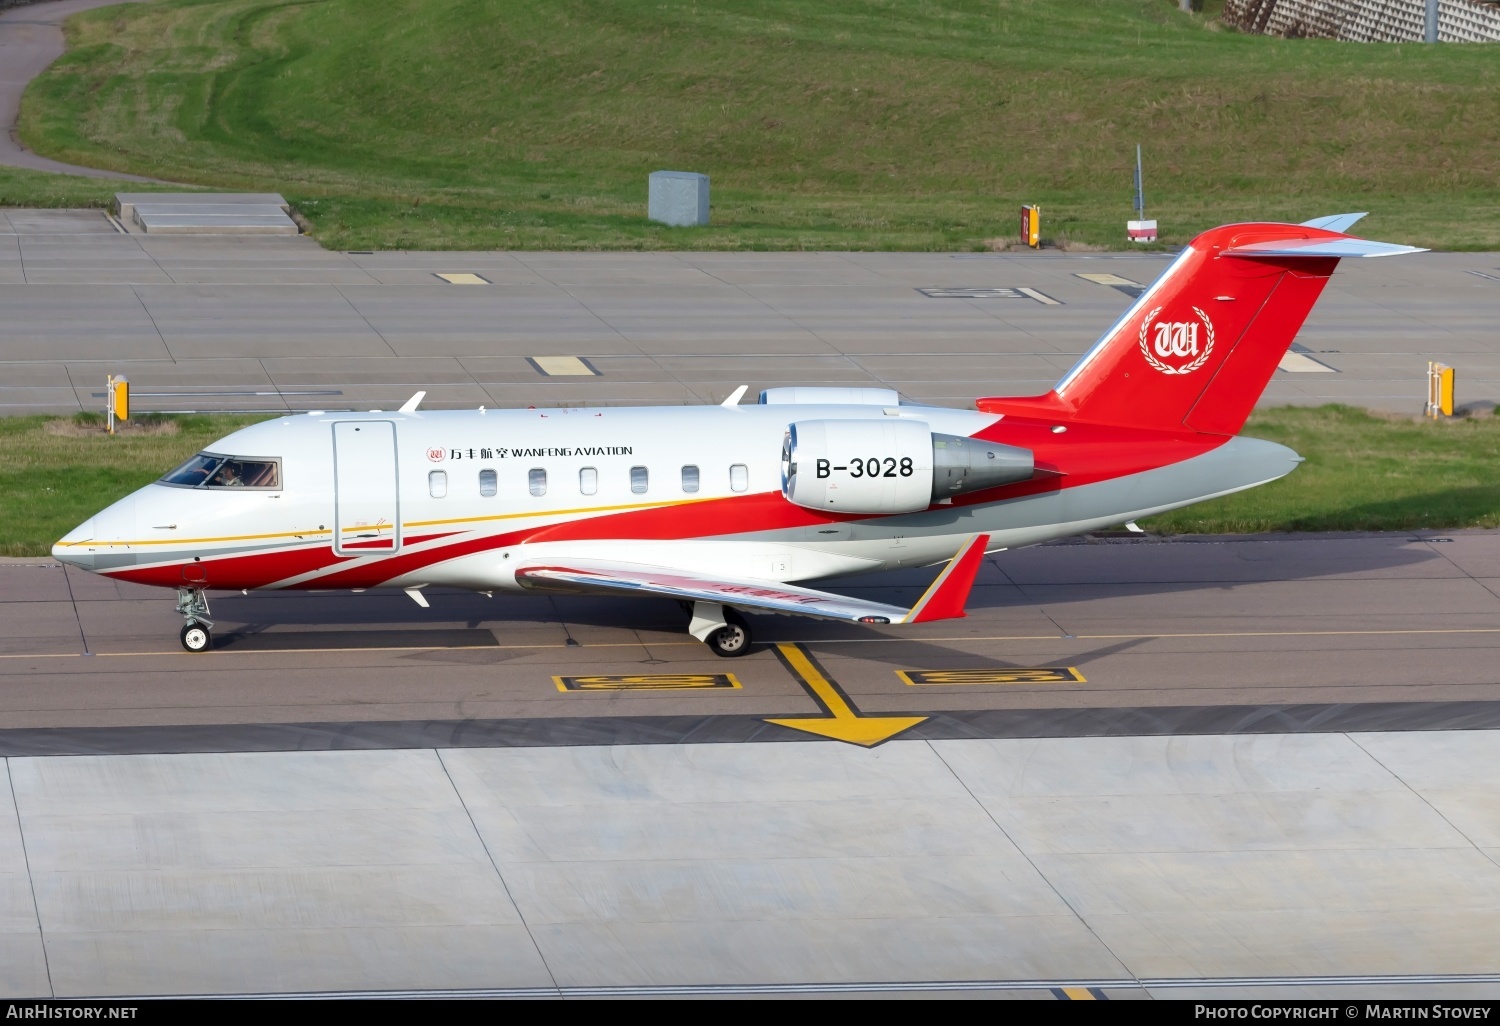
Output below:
[1139,306,1215,375]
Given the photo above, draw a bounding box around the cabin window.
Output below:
[478,469,497,497]
[160,453,281,490]
[529,468,547,497]
[428,470,448,498]
[681,465,700,493]
[580,467,598,495]
[630,466,649,494]
[730,464,749,493]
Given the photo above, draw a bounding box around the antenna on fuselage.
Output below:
[399,391,426,413]
[721,385,748,408]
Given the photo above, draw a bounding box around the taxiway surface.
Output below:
[3,531,1500,752]
[2,209,1500,415]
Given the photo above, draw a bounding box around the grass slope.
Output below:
[1144,405,1500,534]
[3,406,1495,557]
[15,0,1500,250]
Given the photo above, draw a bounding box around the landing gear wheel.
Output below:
[180,621,212,653]
[705,610,751,658]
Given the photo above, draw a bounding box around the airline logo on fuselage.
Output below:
[1139,306,1215,375]
[427,445,633,462]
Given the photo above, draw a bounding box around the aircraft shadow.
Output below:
[203,532,1444,647]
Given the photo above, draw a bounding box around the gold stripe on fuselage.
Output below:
[54,495,711,550]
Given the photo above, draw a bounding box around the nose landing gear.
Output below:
[180,621,212,653]
[176,586,214,653]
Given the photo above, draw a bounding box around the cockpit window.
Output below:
[159,453,281,490]
[160,454,222,486]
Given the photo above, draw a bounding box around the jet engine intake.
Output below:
[782,420,1033,514]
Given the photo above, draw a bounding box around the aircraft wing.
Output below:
[514,534,990,625]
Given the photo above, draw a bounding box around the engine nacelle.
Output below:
[931,431,1034,499]
[781,420,1034,514]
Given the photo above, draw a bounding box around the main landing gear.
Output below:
[686,601,752,658]
[176,586,214,653]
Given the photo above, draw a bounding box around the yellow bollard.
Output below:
[1020,205,1040,249]
[106,374,129,434]
[1426,362,1454,419]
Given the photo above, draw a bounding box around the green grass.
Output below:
[1143,405,1500,534]
[0,414,272,557]
[3,406,1496,557]
[0,165,203,214]
[12,0,1500,250]
[0,166,121,209]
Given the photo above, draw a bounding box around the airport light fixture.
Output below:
[1128,145,1157,243]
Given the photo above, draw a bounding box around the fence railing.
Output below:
[1223,0,1500,42]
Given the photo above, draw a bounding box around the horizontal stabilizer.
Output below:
[1223,237,1427,259]
[1299,212,1368,233]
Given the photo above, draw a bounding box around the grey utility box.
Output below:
[648,170,710,227]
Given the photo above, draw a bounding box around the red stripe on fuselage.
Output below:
[964,415,1226,502]
[105,542,352,590]
[103,422,1227,592]
[302,420,1225,589]
[101,530,468,590]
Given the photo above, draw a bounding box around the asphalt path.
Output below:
[1,215,1499,416]
[6,530,1499,755]
[0,0,154,179]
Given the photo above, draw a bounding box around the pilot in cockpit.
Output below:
[209,462,244,487]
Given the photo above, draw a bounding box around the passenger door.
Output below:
[332,421,400,554]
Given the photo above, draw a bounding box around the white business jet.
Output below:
[53,217,1421,655]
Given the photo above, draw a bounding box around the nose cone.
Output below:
[52,494,138,573]
[52,517,96,570]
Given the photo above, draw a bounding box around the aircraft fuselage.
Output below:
[53,401,1298,593]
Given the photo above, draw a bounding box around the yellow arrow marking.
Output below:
[766,643,927,748]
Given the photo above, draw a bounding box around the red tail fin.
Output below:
[978,223,1422,435]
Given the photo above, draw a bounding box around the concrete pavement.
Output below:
[1,212,1498,416]
[2,734,1498,997]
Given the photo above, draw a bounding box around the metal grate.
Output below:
[917,287,1061,304]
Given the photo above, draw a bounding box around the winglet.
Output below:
[721,385,749,408]
[399,391,426,413]
[903,534,989,624]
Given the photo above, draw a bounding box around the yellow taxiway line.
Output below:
[766,643,926,747]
